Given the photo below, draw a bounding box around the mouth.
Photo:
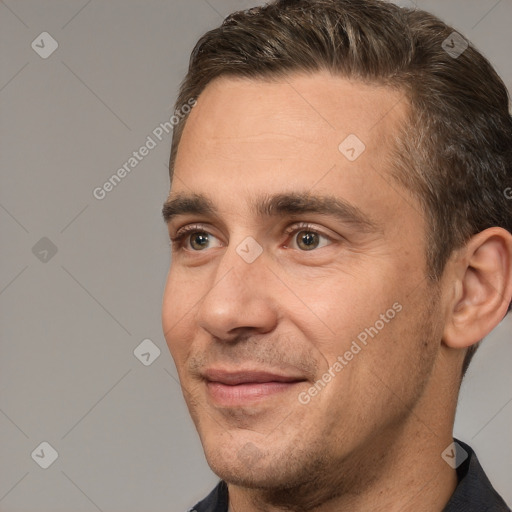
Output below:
[202,369,308,407]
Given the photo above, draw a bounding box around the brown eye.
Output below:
[296,231,320,251]
[286,225,332,251]
[189,232,210,250]
[171,227,223,252]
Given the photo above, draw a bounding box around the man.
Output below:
[161,1,512,510]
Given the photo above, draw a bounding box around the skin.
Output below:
[161,71,512,511]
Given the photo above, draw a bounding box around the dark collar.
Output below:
[192,480,228,512]
[442,439,510,511]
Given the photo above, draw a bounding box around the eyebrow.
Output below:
[162,191,379,232]
[162,193,216,223]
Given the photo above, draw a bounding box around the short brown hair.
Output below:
[168,0,512,375]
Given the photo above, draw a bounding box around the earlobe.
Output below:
[443,227,512,349]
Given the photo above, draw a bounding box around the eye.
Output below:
[170,225,223,251]
[285,223,333,251]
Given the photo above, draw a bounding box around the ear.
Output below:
[443,227,512,349]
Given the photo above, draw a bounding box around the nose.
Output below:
[195,242,278,342]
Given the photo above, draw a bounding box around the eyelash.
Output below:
[169,224,206,247]
[169,222,333,251]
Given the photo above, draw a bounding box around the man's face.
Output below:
[162,72,445,492]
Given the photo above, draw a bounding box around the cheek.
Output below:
[344,288,440,403]
[304,296,438,443]
[287,266,403,353]
[162,269,202,361]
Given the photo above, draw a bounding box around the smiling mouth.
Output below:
[203,369,308,406]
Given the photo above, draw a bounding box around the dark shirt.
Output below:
[190,440,510,511]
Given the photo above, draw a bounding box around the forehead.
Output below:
[177,71,408,156]
[171,72,414,223]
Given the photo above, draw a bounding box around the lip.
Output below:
[203,368,307,406]
[203,369,306,385]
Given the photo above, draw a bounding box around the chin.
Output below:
[204,435,325,494]
[204,441,289,488]
[205,443,341,511]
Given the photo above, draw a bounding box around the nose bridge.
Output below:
[195,237,276,337]
[206,237,267,304]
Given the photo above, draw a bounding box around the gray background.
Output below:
[0,1,510,511]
